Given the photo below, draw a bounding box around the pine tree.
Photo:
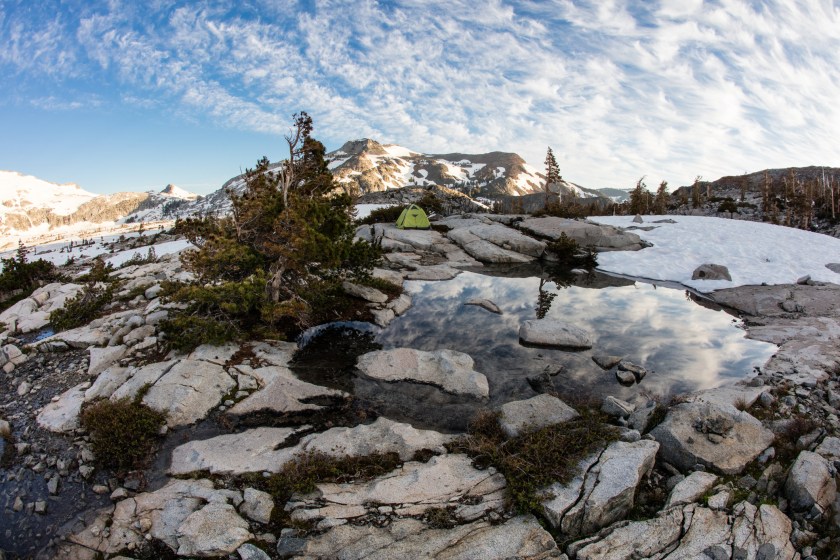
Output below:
[544,147,561,194]
[166,113,382,349]
[691,176,702,209]
[629,177,649,215]
[654,181,669,214]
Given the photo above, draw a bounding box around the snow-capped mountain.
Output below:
[0,171,199,249]
[328,139,555,198]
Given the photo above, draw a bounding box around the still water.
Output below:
[294,266,776,432]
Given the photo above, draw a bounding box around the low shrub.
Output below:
[546,233,598,268]
[0,243,64,310]
[448,408,617,513]
[50,282,116,332]
[357,205,406,225]
[80,397,167,470]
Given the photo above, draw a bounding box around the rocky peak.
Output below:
[336,138,388,157]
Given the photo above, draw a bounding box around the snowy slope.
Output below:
[0,170,97,216]
[588,215,840,292]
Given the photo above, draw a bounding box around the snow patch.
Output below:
[588,215,840,292]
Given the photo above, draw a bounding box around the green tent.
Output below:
[395,204,431,229]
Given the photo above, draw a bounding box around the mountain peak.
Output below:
[337,138,388,157]
[159,184,198,200]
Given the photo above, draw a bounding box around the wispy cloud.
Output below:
[2,0,839,189]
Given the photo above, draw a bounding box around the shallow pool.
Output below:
[295,266,776,432]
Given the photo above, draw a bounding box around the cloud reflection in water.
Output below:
[376,270,776,408]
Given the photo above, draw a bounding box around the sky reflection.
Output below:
[376,270,776,408]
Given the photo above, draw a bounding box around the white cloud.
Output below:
[2,0,839,190]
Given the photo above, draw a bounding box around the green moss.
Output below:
[80,398,167,470]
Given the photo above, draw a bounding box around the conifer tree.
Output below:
[165,113,382,349]
[544,147,561,194]
[654,181,669,214]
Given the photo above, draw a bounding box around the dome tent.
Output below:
[395,204,431,230]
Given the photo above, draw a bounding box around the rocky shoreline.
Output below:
[0,214,838,559]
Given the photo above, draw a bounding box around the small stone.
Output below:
[110,487,129,501]
[615,369,635,385]
[692,264,731,281]
[92,484,109,495]
[0,419,10,438]
[238,543,272,560]
[47,476,60,495]
[17,381,31,396]
[79,465,95,479]
[13,496,23,512]
[34,500,47,514]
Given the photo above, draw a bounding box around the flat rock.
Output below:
[665,471,719,508]
[448,223,545,263]
[570,501,797,560]
[110,359,178,401]
[85,366,132,401]
[88,345,128,377]
[142,359,236,427]
[228,365,345,416]
[498,394,579,438]
[464,298,502,314]
[519,319,593,349]
[342,281,388,303]
[288,454,506,523]
[170,426,306,475]
[295,514,562,560]
[37,383,87,433]
[651,401,775,475]
[543,440,659,536]
[519,217,642,250]
[448,227,535,263]
[299,417,456,462]
[176,501,253,557]
[826,262,840,273]
[356,348,489,398]
[170,418,454,476]
[784,450,837,514]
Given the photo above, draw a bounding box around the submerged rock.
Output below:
[592,355,622,370]
[519,320,593,349]
[356,348,490,398]
[464,298,502,314]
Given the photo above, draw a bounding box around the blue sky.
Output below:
[2,0,839,196]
